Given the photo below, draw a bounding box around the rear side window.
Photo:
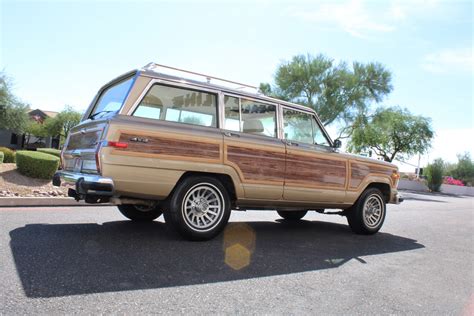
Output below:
[133,84,217,127]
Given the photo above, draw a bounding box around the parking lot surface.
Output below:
[1,191,473,315]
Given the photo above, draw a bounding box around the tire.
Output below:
[118,204,163,221]
[163,176,231,241]
[346,188,386,235]
[277,210,308,220]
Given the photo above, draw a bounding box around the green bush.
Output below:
[37,148,62,158]
[0,152,4,164]
[15,150,60,179]
[426,158,444,192]
[0,147,15,163]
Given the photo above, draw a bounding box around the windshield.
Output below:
[88,76,134,120]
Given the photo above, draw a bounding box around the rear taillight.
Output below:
[95,142,103,174]
[106,141,128,149]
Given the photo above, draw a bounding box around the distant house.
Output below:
[0,109,60,149]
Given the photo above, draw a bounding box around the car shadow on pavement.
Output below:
[9,220,424,298]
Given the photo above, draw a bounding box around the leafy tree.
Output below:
[0,71,30,133]
[259,54,392,133]
[426,158,445,192]
[446,153,474,186]
[45,106,82,143]
[348,107,434,162]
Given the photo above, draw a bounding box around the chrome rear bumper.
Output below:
[53,171,114,196]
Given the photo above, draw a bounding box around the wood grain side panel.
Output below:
[285,153,347,188]
[117,133,220,160]
[225,145,286,184]
[350,162,394,189]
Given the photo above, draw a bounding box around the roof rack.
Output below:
[141,62,260,94]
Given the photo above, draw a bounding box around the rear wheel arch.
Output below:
[176,171,237,204]
[164,175,232,240]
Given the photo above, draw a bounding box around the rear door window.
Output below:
[223,95,277,138]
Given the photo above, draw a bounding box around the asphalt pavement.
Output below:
[1,191,473,315]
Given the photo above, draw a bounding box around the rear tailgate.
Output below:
[62,120,109,174]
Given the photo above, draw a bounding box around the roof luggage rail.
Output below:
[141,62,261,94]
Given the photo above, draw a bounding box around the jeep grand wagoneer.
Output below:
[53,63,402,240]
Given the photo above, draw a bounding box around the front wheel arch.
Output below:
[359,182,391,203]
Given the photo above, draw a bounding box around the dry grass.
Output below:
[0,163,68,197]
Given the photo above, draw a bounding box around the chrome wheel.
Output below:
[181,183,225,232]
[362,194,384,228]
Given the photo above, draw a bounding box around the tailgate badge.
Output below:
[130,137,149,143]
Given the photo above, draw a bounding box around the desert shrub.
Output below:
[0,152,4,164]
[425,158,444,192]
[0,147,15,163]
[37,148,61,158]
[15,150,60,179]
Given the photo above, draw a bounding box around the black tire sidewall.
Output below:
[165,176,231,241]
[277,210,308,220]
[347,188,386,234]
[117,204,163,221]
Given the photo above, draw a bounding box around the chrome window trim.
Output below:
[218,92,225,130]
[126,73,332,144]
[138,68,328,129]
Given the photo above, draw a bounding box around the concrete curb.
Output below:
[0,197,111,207]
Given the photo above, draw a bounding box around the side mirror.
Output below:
[333,139,342,149]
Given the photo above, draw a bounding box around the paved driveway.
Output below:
[1,191,473,315]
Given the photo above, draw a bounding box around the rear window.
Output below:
[89,76,134,120]
[132,84,217,127]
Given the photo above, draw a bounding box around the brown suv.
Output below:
[53,63,402,240]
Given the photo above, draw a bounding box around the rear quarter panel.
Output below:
[100,116,244,199]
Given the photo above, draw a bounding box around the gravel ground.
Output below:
[0,163,67,197]
[0,191,473,315]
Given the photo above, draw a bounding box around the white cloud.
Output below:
[388,0,440,21]
[421,48,474,73]
[290,0,395,39]
[289,0,442,39]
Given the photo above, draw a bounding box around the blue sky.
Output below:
[1,0,472,165]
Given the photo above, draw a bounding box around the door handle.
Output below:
[284,140,298,146]
[223,132,240,138]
